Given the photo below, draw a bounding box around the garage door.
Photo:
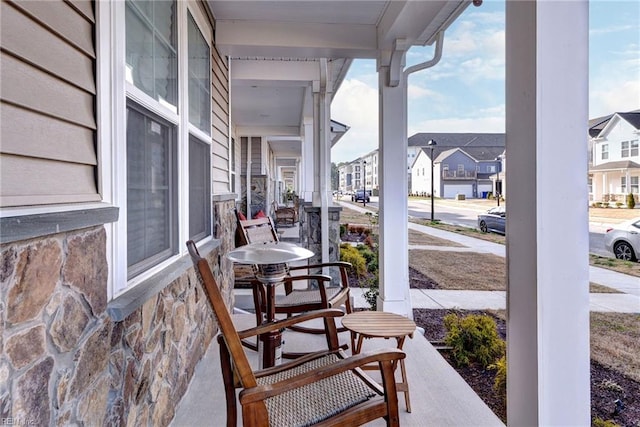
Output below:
[443,184,473,198]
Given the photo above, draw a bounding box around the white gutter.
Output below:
[403,31,444,81]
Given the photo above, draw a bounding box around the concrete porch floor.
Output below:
[171,313,504,426]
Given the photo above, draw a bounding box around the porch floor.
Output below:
[171,314,504,426]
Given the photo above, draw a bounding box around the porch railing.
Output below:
[442,170,477,179]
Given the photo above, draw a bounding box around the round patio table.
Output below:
[341,311,416,412]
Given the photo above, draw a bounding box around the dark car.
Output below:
[478,206,506,234]
[351,190,370,203]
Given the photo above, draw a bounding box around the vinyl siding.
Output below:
[0,0,98,207]
[211,40,230,194]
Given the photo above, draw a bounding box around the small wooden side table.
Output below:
[341,311,416,412]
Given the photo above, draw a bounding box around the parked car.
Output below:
[351,190,370,203]
[604,217,640,261]
[478,206,506,234]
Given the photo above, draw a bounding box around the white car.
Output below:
[604,217,640,261]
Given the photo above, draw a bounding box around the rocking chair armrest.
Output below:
[236,308,344,339]
[239,349,406,404]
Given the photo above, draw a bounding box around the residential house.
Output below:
[409,133,505,198]
[0,0,593,425]
[588,111,640,204]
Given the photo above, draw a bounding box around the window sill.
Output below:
[107,239,220,322]
[0,203,119,244]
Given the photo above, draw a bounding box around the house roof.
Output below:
[411,133,505,161]
[589,160,640,172]
[589,110,640,138]
[408,133,505,147]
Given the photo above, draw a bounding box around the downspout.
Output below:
[319,58,330,265]
[402,31,444,84]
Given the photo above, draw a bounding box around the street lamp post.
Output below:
[495,156,502,207]
[427,139,437,222]
[362,160,367,207]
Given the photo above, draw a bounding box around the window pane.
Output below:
[189,136,211,240]
[126,0,177,107]
[188,13,211,134]
[127,103,177,278]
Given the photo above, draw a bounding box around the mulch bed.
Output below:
[350,266,640,425]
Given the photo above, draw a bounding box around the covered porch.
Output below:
[220,0,591,423]
[172,313,504,426]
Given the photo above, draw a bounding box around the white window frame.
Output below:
[621,141,629,158]
[99,1,214,300]
[631,140,639,157]
[602,144,609,160]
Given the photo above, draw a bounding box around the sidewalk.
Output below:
[337,201,640,313]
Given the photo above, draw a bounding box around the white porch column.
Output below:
[506,1,590,425]
[377,59,411,316]
[300,117,314,202]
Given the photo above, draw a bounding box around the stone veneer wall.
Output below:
[0,199,236,426]
[300,205,342,280]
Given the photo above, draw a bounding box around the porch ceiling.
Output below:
[206,0,471,157]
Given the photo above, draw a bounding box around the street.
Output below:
[341,195,613,258]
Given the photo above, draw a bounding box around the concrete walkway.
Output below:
[338,201,640,313]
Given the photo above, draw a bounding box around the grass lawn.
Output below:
[339,204,639,382]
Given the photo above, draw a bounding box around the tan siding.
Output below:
[210,33,230,192]
[212,114,228,139]
[212,152,228,170]
[1,53,96,128]
[1,2,95,93]
[1,104,96,165]
[65,0,94,22]
[0,0,97,208]
[8,0,95,57]
[0,155,99,207]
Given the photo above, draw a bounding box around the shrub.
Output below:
[592,418,621,427]
[489,355,507,404]
[593,202,602,208]
[362,274,379,310]
[615,202,623,208]
[356,244,375,264]
[443,313,505,368]
[339,244,367,276]
[340,223,347,237]
[627,193,636,209]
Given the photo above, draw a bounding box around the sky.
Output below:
[330,0,640,164]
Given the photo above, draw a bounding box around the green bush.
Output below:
[489,355,507,404]
[339,244,367,276]
[362,274,379,310]
[592,418,621,427]
[444,313,505,368]
[340,223,347,237]
[627,193,636,209]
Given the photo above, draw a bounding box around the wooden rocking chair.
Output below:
[186,240,405,427]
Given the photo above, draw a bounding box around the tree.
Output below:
[331,162,340,191]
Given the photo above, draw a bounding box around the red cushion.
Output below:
[255,210,266,218]
[238,211,247,220]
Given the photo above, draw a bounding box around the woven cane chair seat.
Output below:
[257,354,377,427]
[275,287,342,308]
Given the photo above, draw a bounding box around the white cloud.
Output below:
[407,84,437,100]
[408,106,505,136]
[331,78,379,163]
[590,79,640,117]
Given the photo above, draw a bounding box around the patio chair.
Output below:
[234,213,354,334]
[257,262,353,335]
[272,200,297,227]
[186,240,404,427]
